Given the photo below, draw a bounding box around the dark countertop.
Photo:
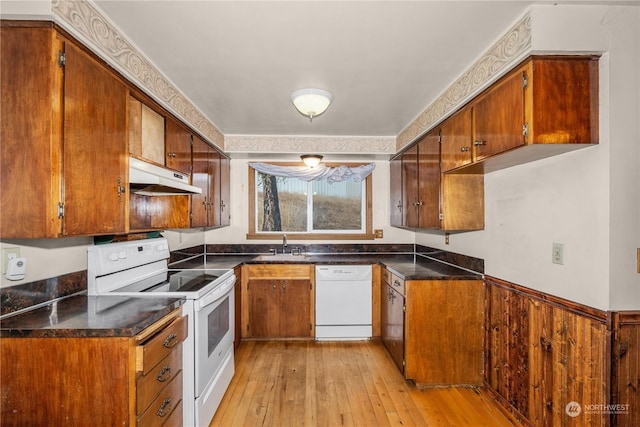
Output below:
[0,295,184,338]
[169,253,481,281]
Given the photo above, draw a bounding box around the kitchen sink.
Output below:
[254,253,310,262]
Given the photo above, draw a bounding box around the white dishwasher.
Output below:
[315,265,372,340]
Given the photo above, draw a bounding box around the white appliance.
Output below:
[88,238,235,427]
[315,265,372,340]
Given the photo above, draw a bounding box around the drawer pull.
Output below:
[156,398,172,417]
[163,333,179,348]
[393,280,401,287]
[157,365,172,382]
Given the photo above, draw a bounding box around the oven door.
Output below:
[194,275,235,397]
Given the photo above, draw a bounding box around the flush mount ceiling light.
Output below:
[301,155,323,168]
[291,88,332,122]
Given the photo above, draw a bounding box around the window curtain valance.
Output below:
[249,162,375,183]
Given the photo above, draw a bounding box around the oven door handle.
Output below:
[196,275,235,311]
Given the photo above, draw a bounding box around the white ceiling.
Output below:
[92,1,542,137]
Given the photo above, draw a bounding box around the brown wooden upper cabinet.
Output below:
[391,55,598,232]
[389,156,403,227]
[457,55,599,172]
[400,131,439,229]
[192,136,230,228]
[440,106,473,172]
[165,118,193,175]
[1,24,128,238]
[128,97,165,165]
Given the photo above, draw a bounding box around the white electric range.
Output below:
[88,237,235,426]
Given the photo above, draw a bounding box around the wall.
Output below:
[414,5,640,311]
[204,158,415,246]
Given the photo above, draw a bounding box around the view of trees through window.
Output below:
[256,172,363,233]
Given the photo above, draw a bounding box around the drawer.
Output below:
[247,264,312,279]
[160,399,183,427]
[137,348,183,414]
[137,371,183,427]
[136,315,187,375]
[382,269,392,285]
[390,274,405,296]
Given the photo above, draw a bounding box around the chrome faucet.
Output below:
[282,234,288,254]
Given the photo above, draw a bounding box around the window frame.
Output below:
[247,162,374,240]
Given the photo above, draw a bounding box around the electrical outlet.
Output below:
[374,229,383,239]
[2,247,20,274]
[552,243,564,265]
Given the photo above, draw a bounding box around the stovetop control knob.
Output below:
[108,252,118,261]
[118,250,127,259]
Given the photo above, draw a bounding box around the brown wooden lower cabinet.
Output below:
[485,276,639,427]
[242,264,314,339]
[381,268,484,387]
[0,308,187,426]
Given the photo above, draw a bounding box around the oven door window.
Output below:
[208,298,229,356]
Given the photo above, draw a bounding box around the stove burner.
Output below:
[168,273,222,292]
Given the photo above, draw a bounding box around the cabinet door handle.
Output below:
[460,146,470,152]
[156,365,172,382]
[156,398,172,417]
[474,140,486,146]
[282,283,287,290]
[168,152,177,158]
[393,280,401,288]
[163,332,178,348]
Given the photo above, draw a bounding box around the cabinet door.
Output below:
[0,27,64,238]
[529,57,599,144]
[219,156,231,227]
[191,136,209,227]
[208,149,222,227]
[389,156,403,227]
[165,118,192,175]
[401,145,419,228]
[417,131,440,229]
[63,41,127,236]
[440,107,473,172]
[280,279,312,338]
[385,285,405,373]
[247,279,280,338]
[473,67,525,161]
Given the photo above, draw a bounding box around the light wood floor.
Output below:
[210,340,522,426]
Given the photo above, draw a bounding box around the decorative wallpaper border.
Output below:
[396,13,532,150]
[50,0,531,156]
[51,0,225,150]
[224,135,396,155]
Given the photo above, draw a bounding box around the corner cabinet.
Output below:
[241,264,314,339]
[0,308,187,426]
[381,268,484,387]
[1,24,128,238]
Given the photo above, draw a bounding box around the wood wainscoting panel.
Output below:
[612,312,640,427]
[485,276,610,427]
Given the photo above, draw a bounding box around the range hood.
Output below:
[129,157,202,196]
